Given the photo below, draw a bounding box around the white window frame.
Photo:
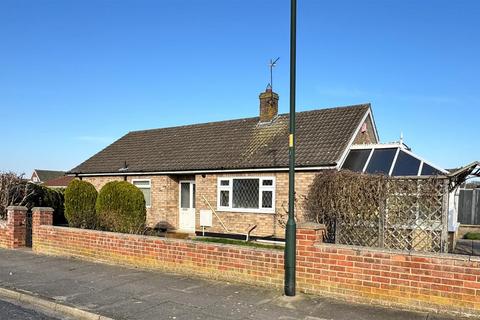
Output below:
[132,179,152,208]
[217,177,275,213]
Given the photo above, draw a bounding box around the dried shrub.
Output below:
[96,181,146,234]
[0,172,65,223]
[304,170,387,243]
[0,172,28,219]
[304,170,447,248]
[64,180,97,228]
[275,194,303,229]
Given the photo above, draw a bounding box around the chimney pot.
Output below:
[259,87,279,122]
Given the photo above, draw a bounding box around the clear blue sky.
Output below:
[1,0,478,175]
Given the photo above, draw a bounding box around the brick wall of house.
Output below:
[82,171,318,238]
[127,175,179,228]
[82,175,179,228]
[195,172,317,238]
[353,114,377,145]
[82,176,123,190]
[32,212,480,317]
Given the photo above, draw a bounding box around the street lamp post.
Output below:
[284,0,297,297]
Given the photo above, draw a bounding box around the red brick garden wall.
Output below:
[31,208,480,317]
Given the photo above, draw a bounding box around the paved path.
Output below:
[0,249,465,320]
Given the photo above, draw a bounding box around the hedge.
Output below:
[64,180,98,228]
[96,181,146,234]
[22,183,65,225]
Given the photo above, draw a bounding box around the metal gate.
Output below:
[458,189,480,225]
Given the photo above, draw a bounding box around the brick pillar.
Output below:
[296,222,326,255]
[31,207,54,251]
[32,207,54,228]
[5,206,27,248]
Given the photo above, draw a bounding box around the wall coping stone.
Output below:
[32,207,54,212]
[6,206,28,211]
[297,222,326,230]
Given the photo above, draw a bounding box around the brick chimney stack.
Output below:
[259,86,279,123]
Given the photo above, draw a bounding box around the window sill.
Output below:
[216,208,275,214]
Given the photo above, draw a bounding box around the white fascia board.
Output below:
[369,107,380,143]
[71,165,337,177]
[350,142,402,150]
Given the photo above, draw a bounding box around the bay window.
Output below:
[217,177,275,213]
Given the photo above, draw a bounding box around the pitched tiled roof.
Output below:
[34,170,66,182]
[43,176,75,188]
[70,104,370,174]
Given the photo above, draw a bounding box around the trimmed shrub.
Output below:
[96,181,146,234]
[64,180,98,228]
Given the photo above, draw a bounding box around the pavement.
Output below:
[0,249,468,320]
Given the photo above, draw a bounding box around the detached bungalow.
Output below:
[69,87,447,238]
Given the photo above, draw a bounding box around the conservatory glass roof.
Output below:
[341,143,448,177]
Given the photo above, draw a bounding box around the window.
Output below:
[421,163,443,176]
[342,149,372,172]
[132,179,151,207]
[217,177,275,213]
[391,151,421,176]
[365,148,397,174]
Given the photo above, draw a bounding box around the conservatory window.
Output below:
[421,163,443,176]
[217,177,275,213]
[342,145,446,177]
[365,148,397,174]
[392,151,421,176]
[341,149,372,172]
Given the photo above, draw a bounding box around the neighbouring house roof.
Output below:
[70,104,372,174]
[32,169,66,182]
[43,175,75,188]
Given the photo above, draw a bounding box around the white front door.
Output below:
[179,181,196,232]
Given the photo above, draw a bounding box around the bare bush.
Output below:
[274,194,304,229]
[303,170,447,252]
[0,172,32,219]
[304,170,387,243]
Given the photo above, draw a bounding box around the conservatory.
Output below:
[330,142,454,253]
[327,141,479,253]
[341,142,448,177]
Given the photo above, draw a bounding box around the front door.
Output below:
[179,181,196,232]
